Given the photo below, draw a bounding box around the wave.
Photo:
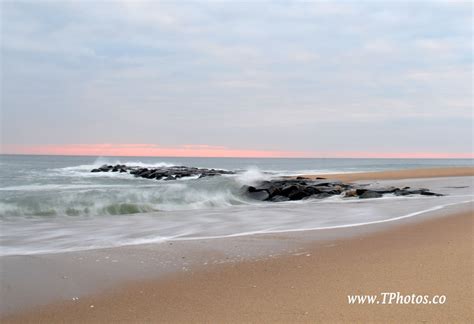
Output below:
[0,169,271,217]
[49,158,178,178]
[1,198,471,256]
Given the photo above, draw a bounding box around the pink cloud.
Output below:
[1,144,473,159]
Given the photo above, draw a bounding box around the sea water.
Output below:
[0,155,472,256]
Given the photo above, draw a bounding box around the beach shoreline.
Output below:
[298,166,474,181]
[1,167,473,322]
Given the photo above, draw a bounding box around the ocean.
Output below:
[0,154,472,256]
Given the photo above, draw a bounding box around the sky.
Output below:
[1,0,472,158]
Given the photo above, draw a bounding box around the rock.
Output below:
[90,164,234,181]
[270,195,290,202]
[266,186,282,197]
[247,190,270,201]
[247,186,258,192]
[136,169,149,176]
[97,165,112,172]
[394,190,410,196]
[244,177,444,202]
[303,186,321,195]
[359,191,383,199]
[281,185,301,197]
[142,171,156,179]
[344,189,358,197]
[367,186,399,194]
[288,189,310,200]
[317,187,342,195]
[89,165,445,201]
[305,192,333,199]
[420,191,443,196]
[198,173,220,178]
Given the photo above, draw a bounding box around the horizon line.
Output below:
[1,152,473,160]
[2,143,473,159]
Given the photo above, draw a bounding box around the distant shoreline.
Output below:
[298,166,474,181]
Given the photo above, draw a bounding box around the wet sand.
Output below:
[2,167,473,323]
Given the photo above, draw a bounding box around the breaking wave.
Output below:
[0,166,270,217]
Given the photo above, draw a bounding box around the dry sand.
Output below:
[3,167,473,323]
[301,166,474,182]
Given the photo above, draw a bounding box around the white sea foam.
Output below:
[234,167,271,185]
[51,158,177,175]
[1,198,471,256]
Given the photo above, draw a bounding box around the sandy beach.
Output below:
[301,166,474,182]
[2,167,473,323]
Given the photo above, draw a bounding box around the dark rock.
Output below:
[288,190,310,200]
[199,173,220,178]
[141,171,155,179]
[420,191,443,196]
[266,186,282,197]
[281,185,301,197]
[247,186,258,192]
[270,195,290,202]
[247,190,270,201]
[322,189,342,195]
[303,186,321,195]
[359,191,383,199]
[356,188,368,195]
[136,169,149,176]
[98,165,112,172]
[305,192,333,199]
[394,190,410,196]
[360,186,399,194]
[91,164,236,181]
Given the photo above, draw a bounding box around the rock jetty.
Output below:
[242,178,443,202]
[91,164,234,180]
[91,165,444,201]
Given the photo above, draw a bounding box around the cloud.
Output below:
[1,1,472,156]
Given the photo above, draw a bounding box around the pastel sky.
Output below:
[1,0,472,158]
